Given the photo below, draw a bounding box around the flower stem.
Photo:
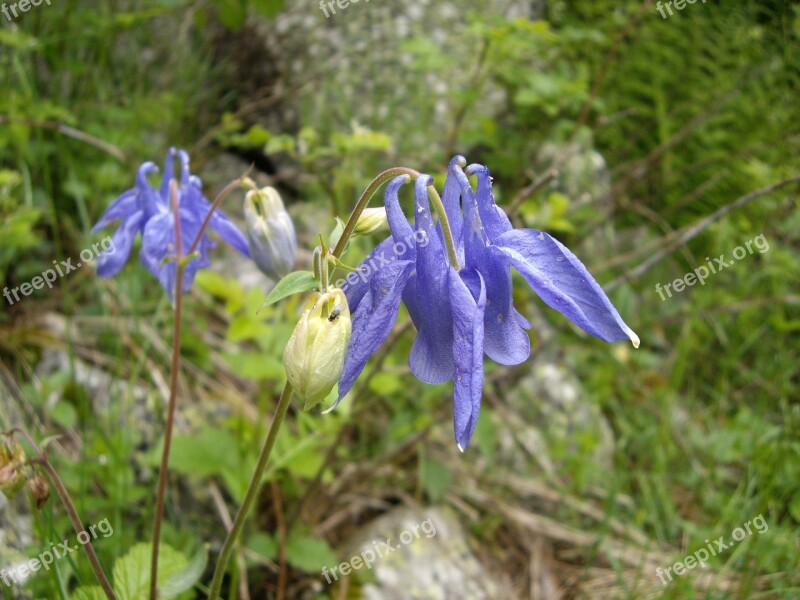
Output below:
[149,181,184,600]
[331,167,461,270]
[425,185,461,271]
[207,382,294,600]
[11,429,117,600]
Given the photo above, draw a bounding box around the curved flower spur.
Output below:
[335,156,639,451]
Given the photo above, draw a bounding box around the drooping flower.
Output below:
[93,148,250,300]
[336,156,639,450]
[244,185,298,281]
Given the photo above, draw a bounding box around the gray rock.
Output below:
[500,356,615,477]
[254,0,544,158]
[337,506,504,599]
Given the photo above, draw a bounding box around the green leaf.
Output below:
[259,271,317,309]
[50,401,78,429]
[222,351,284,380]
[246,532,278,563]
[227,313,272,343]
[72,587,107,600]
[149,427,240,479]
[159,545,208,596]
[113,543,194,600]
[329,217,345,249]
[195,270,245,313]
[216,0,247,29]
[285,532,337,573]
[250,0,285,18]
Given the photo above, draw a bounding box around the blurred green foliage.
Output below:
[1,1,799,598]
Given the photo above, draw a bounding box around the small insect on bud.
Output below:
[27,473,50,509]
[0,440,27,498]
[283,288,352,411]
[353,207,389,236]
[244,186,298,281]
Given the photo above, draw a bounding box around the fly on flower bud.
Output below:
[353,207,389,236]
[244,186,298,281]
[0,440,27,497]
[283,288,351,411]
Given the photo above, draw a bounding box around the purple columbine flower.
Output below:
[92,148,250,300]
[336,156,639,451]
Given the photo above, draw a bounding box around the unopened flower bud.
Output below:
[354,207,388,236]
[283,288,351,410]
[244,186,298,281]
[0,441,26,497]
[27,473,50,509]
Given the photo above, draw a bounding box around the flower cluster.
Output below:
[93,148,250,300]
[336,156,639,450]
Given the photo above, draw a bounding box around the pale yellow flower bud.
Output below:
[283,288,352,410]
[353,207,389,236]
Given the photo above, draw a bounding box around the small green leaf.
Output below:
[72,587,106,600]
[216,0,247,29]
[222,351,284,380]
[113,543,193,600]
[260,271,317,309]
[327,254,359,273]
[50,401,77,429]
[160,545,208,596]
[329,217,345,249]
[250,0,285,18]
[150,427,240,479]
[285,532,337,573]
[246,532,278,563]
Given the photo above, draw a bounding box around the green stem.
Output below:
[12,429,117,600]
[426,185,461,271]
[207,382,294,600]
[331,167,461,271]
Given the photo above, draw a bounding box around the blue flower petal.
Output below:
[408,175,455,384]
[441,155,468,247]
[336,258,416,404]
[474,252,531,365]
[92,189,139,232]
[492,229,640,347]
[95,210,145,277]
[93,162,158,231]
[467,163,512,242]
[459,163,530,365]
[449,267,486,451]
[159,148,178,200]
[140,212,210,301]
[342,236,409,311]
[384,175,414,243]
